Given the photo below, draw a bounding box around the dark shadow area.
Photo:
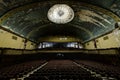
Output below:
[0,48,120,80]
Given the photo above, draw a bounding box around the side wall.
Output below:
[0,29,36,49]
[84,29,120,49]
[26,41,36,49]
[84,41,95,49]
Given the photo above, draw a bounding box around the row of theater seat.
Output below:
[25,60,103,80]
[75,60,120,79]
[0,59,119,80]
[0,60,46,80]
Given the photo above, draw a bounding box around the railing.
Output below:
[0,48,119,55]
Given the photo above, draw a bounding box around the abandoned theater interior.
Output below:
[0,0,120,80]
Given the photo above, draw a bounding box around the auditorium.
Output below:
[0,0,120,80]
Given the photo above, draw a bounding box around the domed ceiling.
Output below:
[0,0,120,43]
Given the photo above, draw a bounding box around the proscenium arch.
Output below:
[69,24,93,43]
[19,19,50,33]
[68,23,93,37]
[26,23,93,40]
[26,23,52,38]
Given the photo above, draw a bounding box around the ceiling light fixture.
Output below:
[47,4,74,24]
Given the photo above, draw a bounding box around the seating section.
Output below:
[25,60,103,80]
[0,60,119,80]
[0,60,46,80]
[75,60,120,79]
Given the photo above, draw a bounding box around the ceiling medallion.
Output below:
[47,4,74,24]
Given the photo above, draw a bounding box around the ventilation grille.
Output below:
[12,36,17,40]
[103,36,109,40]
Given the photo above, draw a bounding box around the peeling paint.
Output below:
[0,1,118,42]
[77,10,111,28]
